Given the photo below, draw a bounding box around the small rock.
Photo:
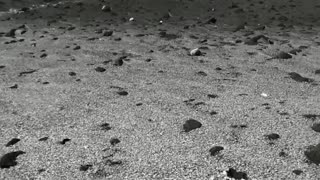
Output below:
[292,169,303,175]
[110,138,120,146]
[209,146,224,156]
[103,30,113,37]
[80,164,92,171]
[9,84,18,89]
[59,138,71,145]
[288,72,313,83]
[226,168,248,180]
[68,72,76,76]
[95,67,106,72]
[101,5,111,12]
[117,91,128,96]
[113,56,125,66]
[40,53,47,58]
[5,138,20,147]
[183,119,202,132]
[0,151,26,169]
[315,69,320,75]
[207,17,217,24]
[265,133,280,140]
[190,48,202,56]
[73,46,81,50]
[305,143,320,165]
[100,123,111,131]
[39,137,48,141]
[311,123,320,132]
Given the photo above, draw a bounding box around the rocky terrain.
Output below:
[0,0,320,179]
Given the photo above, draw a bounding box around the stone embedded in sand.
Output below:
[305,143,320,165]
[95,67,106,72]
[210,111,218,115]
[39,137,48,141]
[206,17,217,24]
[117,91,128,96]
[265,133,280,140]
[209,146,224,156]
[292,169,303,175]
[159,31,180,40]
[288,72,313,83]
[68,72,76,76]
[5,138,20,147]
[73,46,81,50]
[100,123,111,131]
[311,123,320,132]
[315,69,320,75]
[103,30,113,37]
[0,151,26,169]
[208,94,218,98]
[101,5,112,12]
[113,56,125,66]
[245,35,272,45]
[9,84,18,89]
[59,138,71,145]
[302,114,320,121]
[40,53,47,58]
[226,168,248,180]
[196,71,207,76]
[190,48,202,56]
[183,119,202,132]
[110,138,120,146]
[80,164,92,171]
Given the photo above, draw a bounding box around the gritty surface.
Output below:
[0,0,320,179]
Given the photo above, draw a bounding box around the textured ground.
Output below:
[0,0,320,179]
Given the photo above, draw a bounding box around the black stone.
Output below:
[288,72,313,83]
[311,123,320,132]
[209,146,224,156]
[73,46,81,50]
[265,133,280,140]
[80,164,92,171]
[103,30,113,37]
[303,114,320,121]
[183,119,202,132]
[315,69,320,75]
[95,67,106,72]
[39,137,48,141]
[292,169,303,175]
[110,138,120,146]
[0,151,26,169]
[117,91,128,96]
[100,123,111,131]
[305,143,320,165]
[226,168,248,180]
[68,72,76,76]
[208,94,218,98]
[59,138,71,145]
[9,84,18,89]
[5,138,20,147]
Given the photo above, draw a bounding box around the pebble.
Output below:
[305,143,320,165]
[0,151,26,169]
[209,146,224,156]
[265,133,280,140]
[5,138,20,147]
[190,48,202,56]
[95,67,106,72]
[226,168,248,179]
[183,119,202,132]
[311,123,320,132]
[110,138,120,146]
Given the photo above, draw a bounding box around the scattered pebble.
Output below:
[292,169,303,175]
[110,138,120,146]
[5,138,20,147]
[265,133,280,140]
[226,168,248,180]
[190,48,202,56]
[117,91,128,96]
[100,123,111,131]
[288,72,313,83]
[183,119,202,132]
[0,151,26,169]
[95,67,106,72]
[59,138,71,145]
[209,146,224,156]
[305,143,320,165]
[79,164,92,171]
[311,123,320,132]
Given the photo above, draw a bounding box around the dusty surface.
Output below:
[0,0,320,179]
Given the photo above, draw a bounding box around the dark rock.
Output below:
[196,71,207,76]
[206,17,217,24]
[265,133,280,140]
[73,46,81,50]
[288,72,313,83]
[110,138,120,146]
[80,164,92,171]
[0,151,26,169]
[305,143,320,165]
[183,119,202,132]
[209,146,224,156]
[311,123,320,132]
[95,67,106,72]
[159,31,180,40]
[226,168,248,180]
[210,111,218,115]
[100,123,111,131]
[208,94,218,98]
[245,35,272,45]
[18,69,37,77]
[113,56,126,66]
[40,53,47,58]
[39,137,48,141]
[302,114,320,121]
[5,138,20,147]
[103,30,113,37]
[292,169,303,175]
[9,84,18,89]
[59,138,71,145]
[117,91,128,96]
[68,72,76,76]
[315,69,320,75]
[274,51,292,59]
